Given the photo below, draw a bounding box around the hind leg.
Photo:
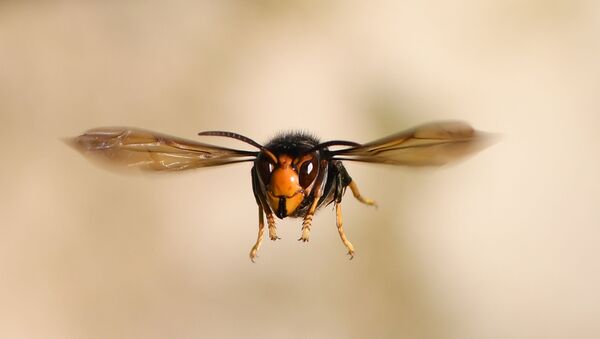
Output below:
[334,161,377,207]
[249,206,265,262]
[348,181,377,207]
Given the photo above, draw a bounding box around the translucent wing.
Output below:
[68,127,258,171]
[331,121,495,166]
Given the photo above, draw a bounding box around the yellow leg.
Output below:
[249,207,265,262]
[348,180,377,207]
[336,202,355,259]
[267,212,279,240]
[299,196,321,242]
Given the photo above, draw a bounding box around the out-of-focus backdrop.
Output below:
[1,1,599,338]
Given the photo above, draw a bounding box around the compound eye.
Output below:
[257,158,275,184]
[299,156,318,188]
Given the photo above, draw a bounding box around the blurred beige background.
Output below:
[1,1,599,338]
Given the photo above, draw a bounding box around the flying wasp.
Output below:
[69,120,493,261]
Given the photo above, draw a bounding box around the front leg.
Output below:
[298,197,320,242]
[267,212,280,240]
[298,159,329,242]
[251,167,279,241]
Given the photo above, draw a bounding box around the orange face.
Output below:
[256,153,319,218]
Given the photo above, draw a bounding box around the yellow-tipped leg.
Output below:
[299,195,321,242]
[299,215,312,242]
[267,212,280,240]
[348,180,377,208]
[336,202,355,259]
[249,207,265,262]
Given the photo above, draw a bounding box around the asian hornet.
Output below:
[68,121,493,261]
